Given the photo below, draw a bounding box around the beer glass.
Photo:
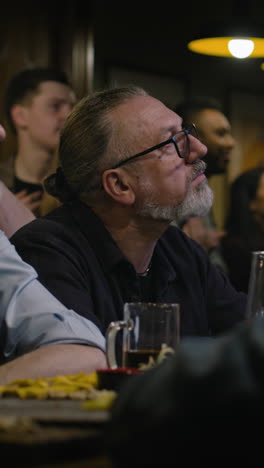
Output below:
[106,302,180,369]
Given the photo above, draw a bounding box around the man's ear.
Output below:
[102,169,135,205]
[11,105,29,130]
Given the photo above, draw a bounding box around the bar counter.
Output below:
[0,398,111,467]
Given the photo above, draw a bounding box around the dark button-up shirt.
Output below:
[10,200,247,339]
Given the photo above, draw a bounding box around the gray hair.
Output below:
[44,85,148,204]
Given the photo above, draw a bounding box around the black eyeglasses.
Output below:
[111,123,198,169]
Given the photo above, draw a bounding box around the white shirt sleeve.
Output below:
[0,231,105,362]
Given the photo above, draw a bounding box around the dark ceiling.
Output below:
[1,0,263,97]
[94,0,264,95]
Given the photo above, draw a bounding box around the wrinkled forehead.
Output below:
[111,95,180,140]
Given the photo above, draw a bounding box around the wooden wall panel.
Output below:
[0,3,94,163]
[0,7,55,162]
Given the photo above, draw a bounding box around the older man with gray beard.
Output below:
[10,86,246,375]
[136,158,213,222]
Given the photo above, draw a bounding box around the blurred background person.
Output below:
[0,67,76,216]
[0,123,35,237]
[173,97,235,274]
[222,167,264,293]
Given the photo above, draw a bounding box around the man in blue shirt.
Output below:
[0,229,106,383]
[0,124,106,383]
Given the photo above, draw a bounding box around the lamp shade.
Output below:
[188,23,264,58]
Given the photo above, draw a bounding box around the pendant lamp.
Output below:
[188,2,264,59]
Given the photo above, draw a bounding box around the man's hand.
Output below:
[15,190,42,212]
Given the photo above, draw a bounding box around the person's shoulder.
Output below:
[10,204,69,242]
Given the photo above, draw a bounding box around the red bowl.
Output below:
[96,367,143,392]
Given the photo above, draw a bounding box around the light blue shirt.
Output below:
[0,231,105,363]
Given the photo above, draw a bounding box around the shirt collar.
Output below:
[68,200,177,281]
[68,200,129,274]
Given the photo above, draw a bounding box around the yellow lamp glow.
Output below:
[188,37,264,58]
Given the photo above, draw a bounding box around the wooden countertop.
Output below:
[0,398,111,467]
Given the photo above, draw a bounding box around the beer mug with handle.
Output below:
[106,302,180,369]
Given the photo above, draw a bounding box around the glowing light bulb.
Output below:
[228,39,255,58]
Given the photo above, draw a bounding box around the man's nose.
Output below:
[188,136,208,162]
[226,134,235,149]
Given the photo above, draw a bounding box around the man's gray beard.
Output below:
[135,179,214,224]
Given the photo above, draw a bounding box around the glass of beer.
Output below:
[106,302,180,369]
